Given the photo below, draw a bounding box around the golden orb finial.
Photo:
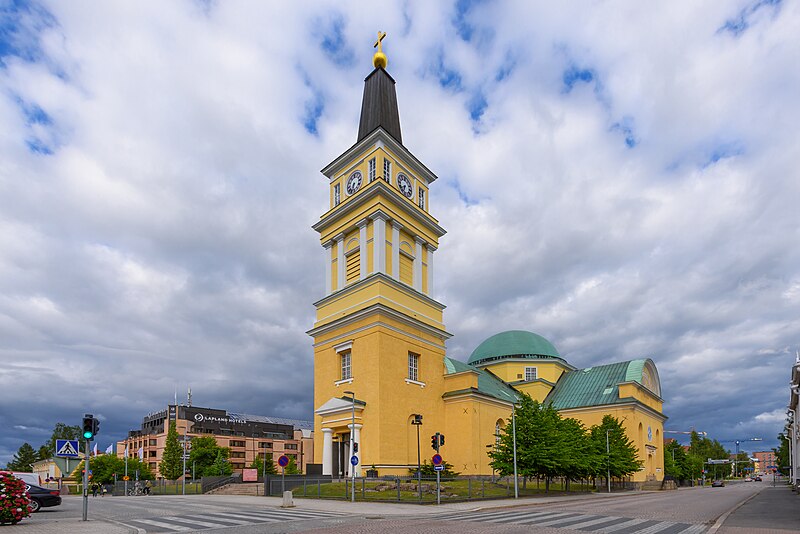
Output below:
[373,31,387,69]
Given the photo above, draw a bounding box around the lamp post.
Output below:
[606,429,611,493]
[344,390,356,503]
[411,414,422,488]
[735,440,740,478]
[512,403,518,499]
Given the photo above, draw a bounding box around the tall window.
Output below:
[418,188,425,210]
[368,157,376,182]
[525,366,537,381]
[408,352,419,381]
[383,158,391,183]
[333,183,341,206]
[341,351,352,380]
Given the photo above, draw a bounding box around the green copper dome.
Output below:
[468,330,561,366]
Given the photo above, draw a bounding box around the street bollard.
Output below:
[281,490,295,508]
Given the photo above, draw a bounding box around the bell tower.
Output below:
[309,34,450,477]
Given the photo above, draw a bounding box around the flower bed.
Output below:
[0,472,31,524]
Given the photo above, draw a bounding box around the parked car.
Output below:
[744,477,753,482]
[711,479,725,487]
[25,484,61,512]
[754,476,762,481]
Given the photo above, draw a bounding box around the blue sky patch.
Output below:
[703,141,744,167]
[452,0,479,42]
[719,0,781,36]
[25,137,52,155]
[300,73,324,136]
[562,65,594,93]
[467,91,487,123]
[422,48,464,92]
[317,13,354,68]
[495,51,516,82]
[0,0,56,66]
[610,117,637,148]
[448,178,480,206]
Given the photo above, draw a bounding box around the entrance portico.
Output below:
[315,396,364,477]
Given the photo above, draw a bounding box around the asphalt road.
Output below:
[15,478,785,534]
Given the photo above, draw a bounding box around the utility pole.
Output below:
[512,403,518,499]
[606,429,611,493]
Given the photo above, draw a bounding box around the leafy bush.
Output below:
[0,472,31,524]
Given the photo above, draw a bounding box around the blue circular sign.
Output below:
[350,455,359,466]
[432,454,443,466]
[278,455,289,467]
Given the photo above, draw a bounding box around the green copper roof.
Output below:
[467,330,562,366]
[444,357,520,404]
[545,359,656,410]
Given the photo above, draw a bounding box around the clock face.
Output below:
[346,171,362,195]
[397,173,413,198]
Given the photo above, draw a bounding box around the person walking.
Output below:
[91,482,99,497]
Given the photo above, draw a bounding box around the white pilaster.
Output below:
[335,233,345,290]
[426,244,436,296]
[391,221,402,281]
[370,212,387,275]
[323,241,333,296]
[358,219,368,280]
[414,237,425,292]
[322,428,333,476]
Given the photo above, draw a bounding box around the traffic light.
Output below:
[439,434,445,447]
[431,433,440,451]
[82,414,95,440]
[92,417,100,438]
[353,442,359,453]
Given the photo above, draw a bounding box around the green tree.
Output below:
[285,456,300,474]
[6,443,38,471]
[774,433,789,474]
[159,421,184,480]
[664,440,690,480]
[209,450,233,476]
[589,415,643,483]
[687,431,728,481]
[188,436,229,477]
[250,453,277,475]
[73,455,154,484]
[557,417,594,485]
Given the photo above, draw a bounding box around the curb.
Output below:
[706,486,765,534]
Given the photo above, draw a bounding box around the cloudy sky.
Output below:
[1,0,798,465]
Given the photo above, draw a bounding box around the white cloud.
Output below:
[0,0,798,461]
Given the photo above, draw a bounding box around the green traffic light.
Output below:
[83,431,93,439]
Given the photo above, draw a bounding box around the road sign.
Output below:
[277,455,289,467]
[434,465,444,471]
[432,454,443,466]
[123,476,130,481]
[350,455,359,466]
[56,439,80,458]
[707,459,730,464]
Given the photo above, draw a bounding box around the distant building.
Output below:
[117,405,313,479]
[753,450,777,473]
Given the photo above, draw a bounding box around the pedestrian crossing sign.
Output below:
[56,439,80,458]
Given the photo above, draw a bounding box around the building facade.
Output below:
[752,451,776,474]
[117,405,313,478]
[309,39,665,485]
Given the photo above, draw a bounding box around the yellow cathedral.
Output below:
[309,36,666,486]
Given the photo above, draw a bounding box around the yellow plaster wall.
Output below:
[443,396,511,475]
[618,383,663,412]
[514,381,555,402]
[482,360,569,384]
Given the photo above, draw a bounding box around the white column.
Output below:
[391,221,402,281]
[413,237,425,291]
[323,241,333,295]
[349,423,363,477]
[426,244,436,296]
[321,428,333,476]
[358,219,368,280]
[370,212,387,274]
[335,233,345,290]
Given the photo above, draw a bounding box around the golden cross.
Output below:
[374,31,386,53]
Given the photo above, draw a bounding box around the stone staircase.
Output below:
[640,479,672,491]
[205,482,263,496]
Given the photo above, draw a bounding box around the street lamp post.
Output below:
[606,429,611,493]
[344,390,356,503]
[512,403,518,499]
[735,440,740,478]
[411,415,422,488]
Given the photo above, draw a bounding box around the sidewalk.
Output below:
[2,518,131,534]
[716,484,800,533]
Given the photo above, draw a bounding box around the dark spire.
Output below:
[357,67,402,144]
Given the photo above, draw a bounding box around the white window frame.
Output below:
[525,366,537,381]
[341,351,351,380]
[418,188,425,209]
[368,157,376,182]
[408,352,419,382]
[383,158,391,184]
[333,183,341,206]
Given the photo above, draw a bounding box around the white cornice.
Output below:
[321,128,438,185]
[313,272,445,312]
[312,180,445,238]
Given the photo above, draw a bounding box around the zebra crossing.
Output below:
[118,507,350,532]
[429,508,708,533]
